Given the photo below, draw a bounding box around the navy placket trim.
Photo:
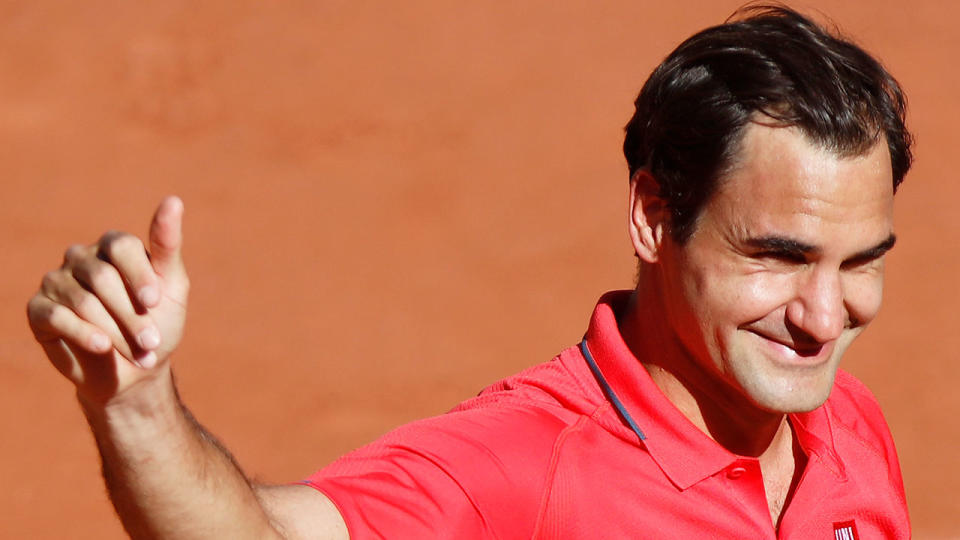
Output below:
[580,339,647,441]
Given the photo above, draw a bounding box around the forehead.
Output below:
[705,123,895,240]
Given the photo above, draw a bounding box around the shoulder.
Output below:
[402,350,598,481]
[306,352,598,538]
[453,347,601,417]
[321,348,597,482]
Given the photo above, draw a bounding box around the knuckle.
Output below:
[62,244,86,264]
[70,288,98,314]
[29,301,71,341]
[40,270,61,294]
[44,302,70,326]
[98,229,122,245]
[85,261,119,289]
[26,295,48,323]
[100,233,144,264]
[102,232,142,258]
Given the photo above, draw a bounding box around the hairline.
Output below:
[677,116,892,244]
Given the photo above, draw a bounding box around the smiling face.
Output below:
[654,123,895,414]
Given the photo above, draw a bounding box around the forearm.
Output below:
[30,199,346,538]
[80,367,282,540]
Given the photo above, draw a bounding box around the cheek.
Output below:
[843,272,885,324]
[695,269,796,327]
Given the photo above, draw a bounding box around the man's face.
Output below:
[657,123,895,414]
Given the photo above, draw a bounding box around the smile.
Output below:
[747,330,836,366]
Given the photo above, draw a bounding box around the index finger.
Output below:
[95,231,160,308]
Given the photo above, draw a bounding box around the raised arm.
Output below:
[26,197,347,539]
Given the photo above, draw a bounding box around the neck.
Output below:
[619,279,789,458]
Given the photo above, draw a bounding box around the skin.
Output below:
[26,197,347,539]
[25,123,896,536]
[623,122,896,527]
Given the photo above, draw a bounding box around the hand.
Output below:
[27,196,189,405]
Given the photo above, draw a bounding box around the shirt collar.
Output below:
[790,408,846,480]
[582,290,845,489]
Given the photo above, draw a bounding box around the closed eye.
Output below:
[841,234,896,270]
[745,236,816,265]
[754,250,807,264]
[841,252,885,270]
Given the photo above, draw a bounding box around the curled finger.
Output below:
[27,294,112,354]
[68,257,161,356]
[98,231,160,308]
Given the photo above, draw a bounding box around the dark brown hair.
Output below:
[623,5,912,242]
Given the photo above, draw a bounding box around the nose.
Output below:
[785,266,846,343]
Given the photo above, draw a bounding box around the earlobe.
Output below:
[628,170,668,263]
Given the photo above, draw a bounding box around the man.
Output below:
[27,5,910,539]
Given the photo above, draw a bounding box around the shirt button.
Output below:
[727,466,747,479]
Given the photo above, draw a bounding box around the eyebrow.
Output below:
[849,233,897,261]
[744,233,897,261]
[745,236,818,256]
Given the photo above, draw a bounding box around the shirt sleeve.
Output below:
[302,403,573,540]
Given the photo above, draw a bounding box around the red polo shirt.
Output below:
[305,291,909,538]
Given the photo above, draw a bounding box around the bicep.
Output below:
[256,483,349,540]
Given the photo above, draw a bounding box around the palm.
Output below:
[151,270,189,364]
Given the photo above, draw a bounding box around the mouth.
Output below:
[747,330,835,365]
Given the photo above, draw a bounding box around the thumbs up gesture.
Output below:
[27,196,190,405]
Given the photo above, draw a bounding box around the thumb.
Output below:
[149,195,185,277]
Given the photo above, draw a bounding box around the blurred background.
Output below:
[1,1,956,537]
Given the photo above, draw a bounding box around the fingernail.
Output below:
[138,285,159,306]
[136,351,158,369]
[89,333,110,352]
[137,327,161,350]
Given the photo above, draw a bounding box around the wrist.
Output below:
[78,365,180,429]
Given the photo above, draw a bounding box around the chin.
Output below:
[739,368,838,414]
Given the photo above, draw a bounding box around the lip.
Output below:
[747,330,835,367]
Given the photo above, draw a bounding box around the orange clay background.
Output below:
[1,2,957,537]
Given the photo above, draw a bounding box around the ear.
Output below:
[628,170,668,263]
